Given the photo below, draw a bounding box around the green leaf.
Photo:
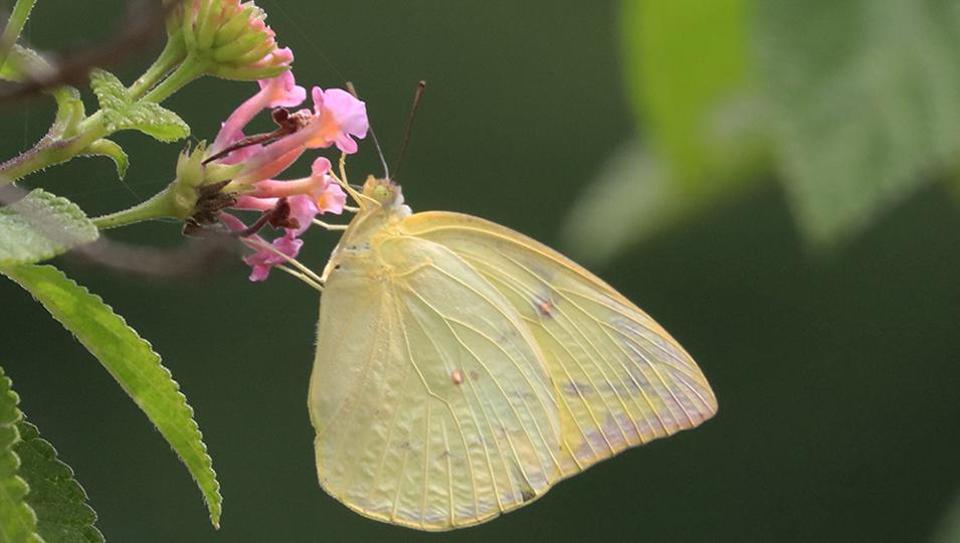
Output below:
[562,141,671,263]
[562,140,759,263]
[0,189,99,266]
[934,490,960,543]
[90,69,190,142]
[0,366,102,542]
[0,264,223,528]
[16,421,104,543]
[0,367,41,543]
[0,44,47,83]
[624,0,757,187]
[758,0,960,247]
[562,0,767,263]
[83,139,129,180]
[0,45,83,126]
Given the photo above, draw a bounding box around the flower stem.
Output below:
[142,56,205,103]
[127,40,186,100]
[91,187,181,229]
[0,0,36,71]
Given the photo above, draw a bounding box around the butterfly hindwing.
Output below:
[309,234,562,530]
[400,212,718,475]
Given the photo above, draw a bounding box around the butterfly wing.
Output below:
[399,211,718,476]
[309,234,562,530]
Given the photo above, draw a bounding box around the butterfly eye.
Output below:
[372,184,391,203]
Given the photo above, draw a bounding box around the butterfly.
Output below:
[307,175,717,531]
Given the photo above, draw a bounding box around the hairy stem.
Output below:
[91,187,182,229]
[142,56,204,103]
[0,113,108,184]
[127,40,186,100]
[0,0,36,71]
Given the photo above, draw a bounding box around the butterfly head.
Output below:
[361,175,408,212]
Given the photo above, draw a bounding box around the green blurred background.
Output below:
[3,0,960,541]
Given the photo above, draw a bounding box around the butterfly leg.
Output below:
[312,219,349,231]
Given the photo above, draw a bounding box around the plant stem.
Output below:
[0,0,36,71]
[127,41,185,100]
[91,187,181,229]
[142,57,204,103]
[0,113,108,184]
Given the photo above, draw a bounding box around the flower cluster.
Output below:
[205,71,368,281]
[166,0,293,80]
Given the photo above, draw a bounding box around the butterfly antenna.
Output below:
[345,81,390,180]
[393,80,426,180]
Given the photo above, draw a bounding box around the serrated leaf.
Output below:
[83,139,129,180]
[125,101,191,142]
[16,420,104,543]
[0,264,222,528]
[90,68,190,142]
[0,367,41,543]
[0,189,99,266]
[759,0,960,247]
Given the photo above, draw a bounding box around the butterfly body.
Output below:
[309,177,717,531]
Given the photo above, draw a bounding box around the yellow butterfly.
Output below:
[307,174,717,531]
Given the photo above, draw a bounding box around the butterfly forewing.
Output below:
[400,212,718,475]
[310,234,562,530]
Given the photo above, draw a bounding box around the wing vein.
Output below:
[402,286,538,508]
[399,291,491,518]
[475,260,644,447]
[421,400,432,529]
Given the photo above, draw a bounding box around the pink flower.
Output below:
[218,157,347,281]
[251,158,346,210]
[232,157,345,237]
[229,87,369,184]
[243,232,303,282]
[201,76,368,283]
[307,87,369,154]
[221,213,303,282]
[209,71,306,163]
[283,195,321,236]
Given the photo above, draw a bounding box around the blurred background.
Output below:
[2,0,960,541]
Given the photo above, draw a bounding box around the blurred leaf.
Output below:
[933,491,960,543]
[0,44,48,83]
[0,45,80,125]
[83,138,129,180]
[90,69,190,142]
[0,366,40,543]
[0,264,223,528]
[563,0,766,262]
[624,0,756,187]
[16,420,104,543]
[0,189,98,266]
[563,141,673,262]
[759,0,960,247]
